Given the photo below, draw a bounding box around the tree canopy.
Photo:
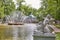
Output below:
[39,0,60,20]
[0,0,60,20]
[0,0,15,18]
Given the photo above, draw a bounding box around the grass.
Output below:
[56,32,60,40]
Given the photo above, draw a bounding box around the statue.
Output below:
[24,13,38,23]
[35,14,55,34]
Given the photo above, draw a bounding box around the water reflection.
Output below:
[0,23,37,40]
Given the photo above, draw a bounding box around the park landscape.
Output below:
[0,0,60,40]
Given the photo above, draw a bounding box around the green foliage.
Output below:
[0,0,15,18]
[55,24,60,28]
[0,0,4,18]
[17,5,37,16]
[0,0,60,21]
[56,32,60,40]
[40,0,60,20]
[17,0,24,4]
[3,0,15,15]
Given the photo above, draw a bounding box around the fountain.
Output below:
[24,13,38,23]
[2,11,26,24]
[5,24,37,40]
[1,12,55,40]
[34,14,55,40]
[4,11,25,40]
[3,11,37,40]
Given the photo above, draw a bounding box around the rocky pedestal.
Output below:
[33,14,56,40]
[33,32,55,40]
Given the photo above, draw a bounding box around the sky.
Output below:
[24,0,41,9]
[13,0,42,9]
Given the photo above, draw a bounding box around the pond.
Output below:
[0,24,37,40]
[0,24,60,40]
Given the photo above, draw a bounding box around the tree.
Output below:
[0,0,4,18]
[40,0,60,20]
[0,0,15,18]
[18,5,36,15]
[3,0,15,15]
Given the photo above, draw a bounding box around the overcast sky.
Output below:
[25,0,41,9]
[13,0,42,9]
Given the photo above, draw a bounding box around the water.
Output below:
[24,14,38,23]
[12,25,18,40]
[24,24,37,40]
[1,11,55,40]
[3,11,38,23]
[3,23,37,40]
[1,11,38,40]
[4,11,26,23]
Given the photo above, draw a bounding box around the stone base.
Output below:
[33,33,56,40]
[8,22,24,25]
